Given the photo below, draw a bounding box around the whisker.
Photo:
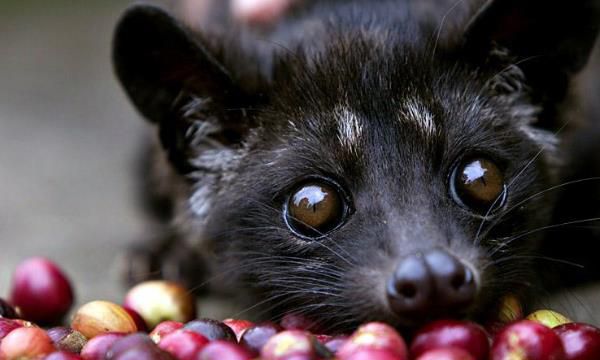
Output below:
[488,217,600,258]
[232,292,295,319]
[430,0,467,59]
[258,272,343,286]
[482,255,584,272]
[480,177,600,242]
[187,252,345,293]
[223,251,348,272]
[242,290,338,321]
[245,197,358,266]
[475,121,570,245]
[309,241,356,267]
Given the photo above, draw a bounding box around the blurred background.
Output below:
[0,0,599,324]
[0,0,148,304]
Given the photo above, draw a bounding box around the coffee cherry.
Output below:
[497,295,523,321]
[124,307,148,333]
[410,320,489,360]
[315,334,331,343]
[416,347,476,360]
[527,310,572,328]
[150,321,184,343]
[486,295,523,335]
[47,327,87,353]
[490,320,566,360]
[323,335,348,353]
[223,318,254,340]
[554,323,600,360]
[0,298,18,319]
[158,329,209,360]
[281,313,319,331]
[124,281,196,329]
[80,332,126,360]
[0,318,22,340]
[47,326,72,342]
[106,333,174,360]
[340,348,405,360]
[239,322,282,356]
[6,255,600,360]
[0,326,55,359]
[10,257,74,324]
[71,301,137,338]
[198,340,254,360]
[106,333,154,354]
[260,330,317,360]
[44,351,84,360]
[13,319,37,327]
[337,322,408,360]
[185,318,236,342]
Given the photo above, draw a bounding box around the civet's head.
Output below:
[113,0,599,329]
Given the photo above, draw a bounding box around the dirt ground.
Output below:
[0,0,598,325]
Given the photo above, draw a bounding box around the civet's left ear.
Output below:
[464,0,600,115]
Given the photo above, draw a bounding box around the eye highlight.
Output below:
[451,157,506,215]
[285,181,347,238]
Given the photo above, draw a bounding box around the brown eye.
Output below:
[451,158,506,214]
[285,181,346,238]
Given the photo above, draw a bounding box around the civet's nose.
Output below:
[387,249,477,321]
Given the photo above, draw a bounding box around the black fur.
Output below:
[113,0,600,330]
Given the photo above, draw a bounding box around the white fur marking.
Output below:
[190,149,237,172]
[189,183,213,219]
[520,125,559,152]
[336,106,363,152]
[401,99,437,135]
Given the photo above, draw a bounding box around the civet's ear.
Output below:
[113,5,254,173]
[464,0,600,106]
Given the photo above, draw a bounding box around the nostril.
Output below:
[387,250,479,321]
[399,283,417,299]
[449,267,475,291]
[386,255,433,317]
[424,249,478,309]
[451,273,466,290]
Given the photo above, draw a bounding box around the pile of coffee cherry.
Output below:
[1,257,599,360]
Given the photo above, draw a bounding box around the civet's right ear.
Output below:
[113,5,256,173]
[113,5,242,124]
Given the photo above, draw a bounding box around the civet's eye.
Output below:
[451,158,506,215]
[285,181,347,238]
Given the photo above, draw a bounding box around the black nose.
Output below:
[387,249,477,320]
